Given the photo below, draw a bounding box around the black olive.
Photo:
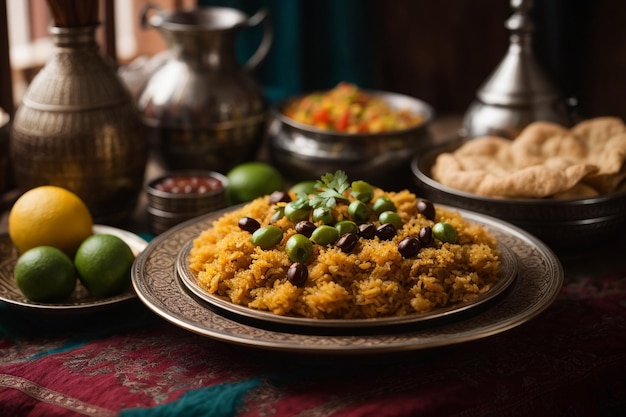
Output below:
[287,262,308,286]
[269,190,291,204]
[418,226,433,245]
[238,217,260,233]
[376,223,397,241]
[336,232,359,253]
[417,199,436,221]
[398,237,420,258]
[295,220,317,237]
[357,223,376,239]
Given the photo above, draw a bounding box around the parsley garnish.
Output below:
[309,170,350,208]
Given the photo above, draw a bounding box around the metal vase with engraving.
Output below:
[9,25,148,224]
[137,5,272,172]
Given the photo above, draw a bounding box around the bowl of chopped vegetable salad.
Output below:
[268,82,435,188]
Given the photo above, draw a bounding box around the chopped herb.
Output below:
[310,170,350,208]
[290,195,311,210]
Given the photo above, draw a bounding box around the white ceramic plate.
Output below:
[0,225,148,313]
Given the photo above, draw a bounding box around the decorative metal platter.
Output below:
[175,238,519,329]
[132,205,564,355]
[0,225,148,313]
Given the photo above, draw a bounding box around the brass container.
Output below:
[10,25,148,224]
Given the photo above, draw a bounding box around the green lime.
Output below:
[74,234,135,298]
[14,246,76,302]
[289,180,318,196]
[226,162,285,204]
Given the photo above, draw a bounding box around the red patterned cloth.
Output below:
[1,272,626,417]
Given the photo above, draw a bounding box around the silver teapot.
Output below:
[137,5,273,172]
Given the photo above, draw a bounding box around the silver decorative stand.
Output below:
[461,0,572,139]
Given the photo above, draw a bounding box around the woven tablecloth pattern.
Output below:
[1,270,625,417]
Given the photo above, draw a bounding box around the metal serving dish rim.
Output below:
[411,141,626,208]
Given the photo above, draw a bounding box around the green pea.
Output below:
[378,211,403,230]
[285,234,314,263]
[312,207,334,224]
[432,222,457,243]
[335,220,358,236]
[284,201,310,223]
[270,206,285,223]
[310,225,339,246]
[251,226,284,249]
[372,196,396,215]
[348,200,369,223]
[351,180,374,203]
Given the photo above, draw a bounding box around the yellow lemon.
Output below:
[8,186,93,257]
[74,234,135,298]
[14,246,77,302]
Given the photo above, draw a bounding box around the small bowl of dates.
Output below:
[145,170,228,234]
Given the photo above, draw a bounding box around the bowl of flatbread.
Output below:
[411,117,626,250]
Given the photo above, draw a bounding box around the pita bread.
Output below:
[431,117,626,199]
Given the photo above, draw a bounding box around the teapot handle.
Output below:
[243,8,273,72]
[140,3,163,30]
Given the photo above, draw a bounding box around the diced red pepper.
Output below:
[312,108,330,124]
[335,111,350,131]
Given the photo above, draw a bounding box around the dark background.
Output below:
[200,0,626,121]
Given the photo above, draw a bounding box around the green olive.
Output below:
[348,200,369,223]
[372,196,396,215]
[432,222,457,243]
[335,220,358,236]
[285,234,314,263]
[312,206,334,224]
[251,225,284,249]
[351,180,374,203]
[378,211,403,230]
[284,201,310,223]
[310,225,339,246]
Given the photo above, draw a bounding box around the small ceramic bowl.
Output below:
[411,142,626,251]
[268,89,434,188]
[145,170,228,234]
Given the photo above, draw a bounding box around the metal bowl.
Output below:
[145,170,228,234]
[268,90,435,187]
[411,141,626,251]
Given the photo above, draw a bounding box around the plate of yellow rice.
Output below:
[131,194,563,354]
[180,174,518,329]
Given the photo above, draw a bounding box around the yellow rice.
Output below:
[188,189,501,319]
